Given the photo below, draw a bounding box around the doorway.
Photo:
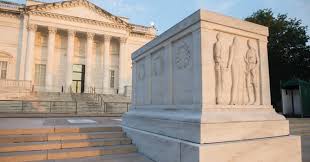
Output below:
[72,64,85,93]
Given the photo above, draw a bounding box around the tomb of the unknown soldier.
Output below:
[122,9,302,162]
[0,0,307,161]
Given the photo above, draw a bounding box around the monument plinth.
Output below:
[122,9,301,162]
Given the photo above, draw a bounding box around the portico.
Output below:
[0,0,156,95]
[24,24,129,93]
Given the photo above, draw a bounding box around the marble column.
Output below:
[65,30,75,92]
[24,24,37,81]
[103,35,111,93]
[118,37,127,94]
[45,27,57,91]
[85,32,94,92]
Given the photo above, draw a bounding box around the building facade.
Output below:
[0,0,156,95]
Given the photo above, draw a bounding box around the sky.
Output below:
[10,0,310,37]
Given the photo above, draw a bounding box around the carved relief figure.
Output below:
[245,40,260,105]
[213,33,224,104]
[229,37,248,105]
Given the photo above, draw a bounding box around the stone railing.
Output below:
[0,80,32,100]
[0,79,32,90]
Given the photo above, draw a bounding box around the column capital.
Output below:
[48,26,57,34]
[27,24,37,32]
[68,30,76,37]
[119,37,127,44]
[87,32,95,40]
[104,35,112,42]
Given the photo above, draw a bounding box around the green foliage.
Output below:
[245,9,310,110]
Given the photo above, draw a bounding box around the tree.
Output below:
[245,9,310,111]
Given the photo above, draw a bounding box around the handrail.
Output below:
[102,101,131,113]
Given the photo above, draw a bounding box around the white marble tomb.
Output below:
[122,9,302,162]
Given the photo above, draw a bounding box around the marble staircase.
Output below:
[73,94,103,114]
[0,92,131,115]
[0,126,151,162]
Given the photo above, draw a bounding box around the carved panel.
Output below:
[152,51,163,77]
[135,58,147,105]
[172,34,194,105]
[175,41,192,70]
[212,32,261,106]
[151,48,169,105]
[137,62,145,81]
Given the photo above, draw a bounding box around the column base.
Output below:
[123,126,301,162]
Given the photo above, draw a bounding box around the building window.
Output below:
[34,64,46,86]
[110,70,115,88]
[0,61,7,79]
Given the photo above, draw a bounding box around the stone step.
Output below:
[37,153,153,162]
[0,145,137,161]
[0,126,122,135]
[48,132,126,141]
[0,132,126,143]
[0,141,61,153]
[0,150,47,162]
[53,126,123,134]
[0,128,55,136]
[61,138,131,149]
[0,138,131,153]
[0,134,47,143]
[48,145,137,160]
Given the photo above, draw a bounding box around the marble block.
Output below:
[122,9,301,162]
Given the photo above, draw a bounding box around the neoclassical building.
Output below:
[0,0,156,94]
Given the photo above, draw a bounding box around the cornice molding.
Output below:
[0,11,20,19]
[29,11,130,31]
[129,33,156,39]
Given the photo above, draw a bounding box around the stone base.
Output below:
[123,126,301,162]
[122,108,289,143]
